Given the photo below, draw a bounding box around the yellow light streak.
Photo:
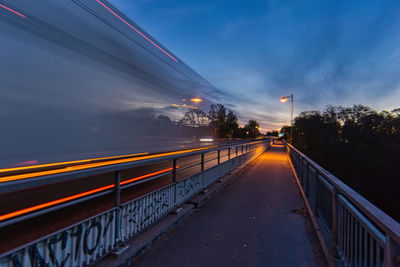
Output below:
[0,152,149,174]
[171,104,198,109]
[0,146,216,183]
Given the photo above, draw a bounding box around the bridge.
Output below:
[1,1,400,266]
[0,140,399,266]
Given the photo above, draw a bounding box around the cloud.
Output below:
[200,0,400,130]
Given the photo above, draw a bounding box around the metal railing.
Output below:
[0,140,270,267]
[284,142,400,267]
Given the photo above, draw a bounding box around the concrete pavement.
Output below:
[133,144,327,267]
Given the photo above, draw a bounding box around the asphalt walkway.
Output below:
[133,144,327,267]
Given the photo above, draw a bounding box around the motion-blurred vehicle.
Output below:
[199,137,214,146]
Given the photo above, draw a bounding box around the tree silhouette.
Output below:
[176,103,262,139]
[208,104,227,138]
[245,120,260,138]
[225,110,239,137]
[179,109,209,127]
[282,105,400,221]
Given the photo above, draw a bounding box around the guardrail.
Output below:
[284,141,400,267]
[0,140,270,267]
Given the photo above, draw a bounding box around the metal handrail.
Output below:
[0,141,263,194]
[175,162,201,172]
[0,188,115,228]
[284,141,400,266]
[0,140,267,228]
[285,141,400,243]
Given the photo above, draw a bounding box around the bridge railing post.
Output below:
[201,153,205,189]
[300,157,305,185]
[201,153,205,172]
[311,168,318,212]
[384,234,400,267]
[228,147,231,160]
[304,162,309,197]
[217,149,220,165]
[172,159,177,206]
[114,170,121,244]
[331,188,339,258]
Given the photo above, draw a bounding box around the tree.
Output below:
[208,104,227,138]
[225,111,239,137]
[288,105,400,221]
[179,109,209,127]
[208,104,226,123]
[245,120,260,138]
[266,130,279,136]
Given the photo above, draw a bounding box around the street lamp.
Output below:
[280,94,294,143]
[190,98,203,103]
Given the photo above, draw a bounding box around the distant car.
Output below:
[199,136,214,146]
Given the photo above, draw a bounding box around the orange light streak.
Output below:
[0,167,173,222]
[0,152,149,174]
[0,3,26,18]
[95,0,178,62]
[0,147,215,183]
[0,185,113,222]
[120,167,173,185]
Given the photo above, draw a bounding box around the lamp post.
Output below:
[280,94,294,143]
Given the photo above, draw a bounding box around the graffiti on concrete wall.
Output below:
[121,186,174,240]
[1,210,116,267]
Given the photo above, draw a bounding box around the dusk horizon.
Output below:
[110,0,400,131]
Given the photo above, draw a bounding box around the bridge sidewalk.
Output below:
[132,144,327,267]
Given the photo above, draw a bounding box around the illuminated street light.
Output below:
[280,94,294,143]
[280,97,288,103]
[190,98,203,103]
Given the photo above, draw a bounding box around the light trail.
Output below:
[0,152,149,174]
[0,168,173,222]
[0,146,215,183]
[120,167,173,185]
[0,141,261,222]
[171,104,198,109]
[0,3,26,18]
[95,0,178,62]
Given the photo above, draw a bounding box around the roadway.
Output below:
[0,141,256,254]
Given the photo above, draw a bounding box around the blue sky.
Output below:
[109,0,400,131]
